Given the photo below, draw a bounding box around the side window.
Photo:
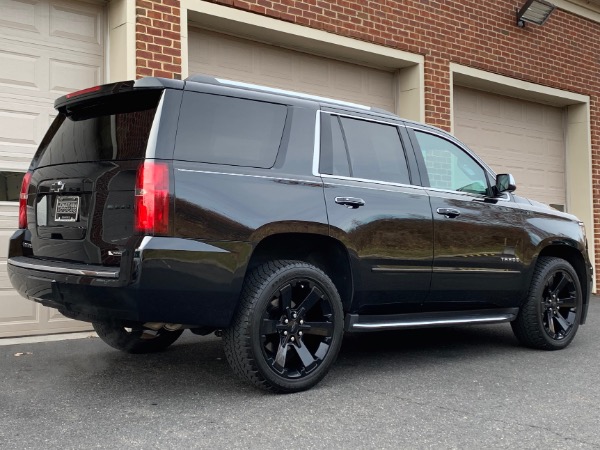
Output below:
[175,93,287,168]
[414,130,488,196]
[320,114,410,185]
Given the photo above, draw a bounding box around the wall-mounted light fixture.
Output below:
[516,0,556,27]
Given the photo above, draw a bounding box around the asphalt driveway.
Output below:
[2,298,600,449]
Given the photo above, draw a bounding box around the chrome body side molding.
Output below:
[345,308,519,332]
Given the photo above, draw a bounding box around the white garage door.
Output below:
[0,0,104,337]
[454,86,566,209]
[188,28,396,112]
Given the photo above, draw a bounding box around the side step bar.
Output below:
[345,308,519,332]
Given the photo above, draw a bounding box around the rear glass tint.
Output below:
[32,90,162,168]
[175,92,287,168]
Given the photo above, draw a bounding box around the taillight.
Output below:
[134,161,170,235]
[18,171,32,229]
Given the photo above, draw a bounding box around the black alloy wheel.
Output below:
[511,256,582,350]
[223,260,344,393]
[540,269,578,341]
[260,279,335,379]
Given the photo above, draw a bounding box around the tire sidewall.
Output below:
[249,264,344,392]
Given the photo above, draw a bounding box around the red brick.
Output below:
[152,19,172,30]
[137,67,152,77]
[153,4,172,13]
[147,10,162,19]
[162,30,180,41]
[153,52,173,63]
[154,70,177,78]
[163,63,181,73]
[154,37,172,47]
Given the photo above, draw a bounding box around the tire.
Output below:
[92,322,184,354]
[511,256,582,350]
[223,260,344,393]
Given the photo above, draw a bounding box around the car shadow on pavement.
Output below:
[21,323,521,397]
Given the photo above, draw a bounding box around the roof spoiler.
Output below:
[54,77,183,113]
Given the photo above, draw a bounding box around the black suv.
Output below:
[7,76,592,392]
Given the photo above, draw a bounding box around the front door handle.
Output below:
[335,197,365,209]
[436,207,461,218]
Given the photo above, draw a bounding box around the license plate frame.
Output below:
[54,195,80,222]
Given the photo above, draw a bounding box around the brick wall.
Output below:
[136,0,182,79]
[135,0,600,281]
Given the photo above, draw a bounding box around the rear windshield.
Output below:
[32,90,162,168]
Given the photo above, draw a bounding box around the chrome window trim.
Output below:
[312,110,320,177]
[320,173,427,193]
[314,110,413,186]
[177,168,318,185]
[432,267,521,274]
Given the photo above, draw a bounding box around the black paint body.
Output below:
[7,77,593,328]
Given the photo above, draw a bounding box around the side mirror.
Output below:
[495,173,516,194]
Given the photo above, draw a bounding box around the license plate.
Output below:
[55,196,80,222]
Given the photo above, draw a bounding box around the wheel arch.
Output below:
[533,243,590,323]
[246,233,354,312]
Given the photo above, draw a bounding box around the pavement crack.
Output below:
[362,387,597,448]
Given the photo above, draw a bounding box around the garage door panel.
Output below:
[332,61,362,93]
[0,39,103,104]
[454,86,565,208]
[0,289,39,323]
[0,0,103,55]
[297,54,329,87]
[49,2,102,47]
[0,49,39,91]
[481,95,504,119]
[0,108,40,146]
[0,0,43,36]
[525,103,546,126]
[49,58,101,95]
[259,46,294,80]
[0,100,50,169]
[502,97,527,122]
[189,27,395,112]
[0,0,103,337]
[455,87,477,113]
[368,70,393,98]
[48,309,75,323]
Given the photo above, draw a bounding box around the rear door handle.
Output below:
[436,207,461,218]
[335,197,365,209]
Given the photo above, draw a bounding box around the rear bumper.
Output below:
[7,231,249,327]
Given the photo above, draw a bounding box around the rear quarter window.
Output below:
[175,92,287,168]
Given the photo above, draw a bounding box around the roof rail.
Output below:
[185,74,372,111]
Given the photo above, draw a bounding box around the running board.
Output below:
[345,308,519,332]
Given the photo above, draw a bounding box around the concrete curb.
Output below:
[0,331,97,346]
